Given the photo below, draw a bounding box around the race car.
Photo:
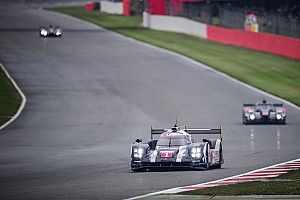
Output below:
[130,124,224,172]
[242,99,286,124]
[39,25,62,37]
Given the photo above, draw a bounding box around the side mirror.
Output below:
[135,138,142,143]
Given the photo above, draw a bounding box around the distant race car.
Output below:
[242,99,286,124]
[39,25,62,37]
[130,124,224,172]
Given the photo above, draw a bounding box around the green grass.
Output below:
[0,65,21,126]
[50,6,300,106]
[180,169,300,196]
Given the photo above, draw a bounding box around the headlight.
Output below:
[191,148,201,158]
[40,29,48,36]
[133,148,143,158]
[137,148,143,154]
[276,114,282,120]
[250,114,255,120]
[191,148,197,154]
[55,30,62,36]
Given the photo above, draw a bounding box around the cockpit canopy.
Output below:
[157,134,191,146]
[256,103,273,111]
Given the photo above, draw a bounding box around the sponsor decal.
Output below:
[161,151,173,158]
[262,111,269,116]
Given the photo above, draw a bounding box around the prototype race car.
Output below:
[130,124,224,172]
[242,99,286,124]
[39,25,62,37]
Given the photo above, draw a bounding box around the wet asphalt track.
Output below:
[0,1,300,199]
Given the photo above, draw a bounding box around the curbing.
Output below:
[0,63,26,130]
[126,158,300,199]
[0,7,298,199]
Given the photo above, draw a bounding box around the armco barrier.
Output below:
[143,13,207,39]
[207,25,300,60]
[100,1,123,15]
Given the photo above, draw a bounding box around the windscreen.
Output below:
[256,103,272,110]
[157,135,189,146]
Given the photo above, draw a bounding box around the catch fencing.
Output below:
[166,2,300,38]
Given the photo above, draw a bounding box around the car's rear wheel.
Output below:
[205,163,210,170]
[215,146,223,169]
[205,147,210,170]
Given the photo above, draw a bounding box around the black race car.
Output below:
[130,124,224,172]
[39,25,62,37]
[242,99,286,124]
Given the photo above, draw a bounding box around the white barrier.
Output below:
[100,1,123,15]
[143,12,207,39]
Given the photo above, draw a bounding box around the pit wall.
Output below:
[100,1,123,15]
[143,12,300,60]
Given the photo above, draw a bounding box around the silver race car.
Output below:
[130,124,224,172]
[242,99,286,124]
[39,25,62,37]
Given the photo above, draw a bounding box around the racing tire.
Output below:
[215,147,223,169]
[131,167,145,172]
[242,116,248,124]
[205,163,210,170]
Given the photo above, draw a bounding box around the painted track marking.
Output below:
[0,63,26,130]
[126,158,300,199]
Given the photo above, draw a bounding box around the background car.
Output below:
[39,25,62,37]
[130,124,224,172]
[242,99,286,124]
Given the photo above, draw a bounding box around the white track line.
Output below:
[49,7,300,199]
[126,158,300,199]
[116,35,300,110]
[51,10,300,111]
[0,63,27,130]
[46,9,300,199]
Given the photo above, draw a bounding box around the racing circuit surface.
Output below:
[0,1,300,199]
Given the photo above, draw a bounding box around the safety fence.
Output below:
[97,1,300,59]
[143,13,300,60]
[207,25,300,60]
[166,2,300,38]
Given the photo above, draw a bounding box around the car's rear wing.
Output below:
[243,103,255,107]
[151,126,222,141]
[150,128,168,139]
[185,127,222,141]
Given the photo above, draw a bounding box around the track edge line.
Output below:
[125,158,300,200]
[0,63,27,130]
[48,8,300,111]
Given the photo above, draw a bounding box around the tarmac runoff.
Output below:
[127,158,300,200]
[0,5,298,199]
